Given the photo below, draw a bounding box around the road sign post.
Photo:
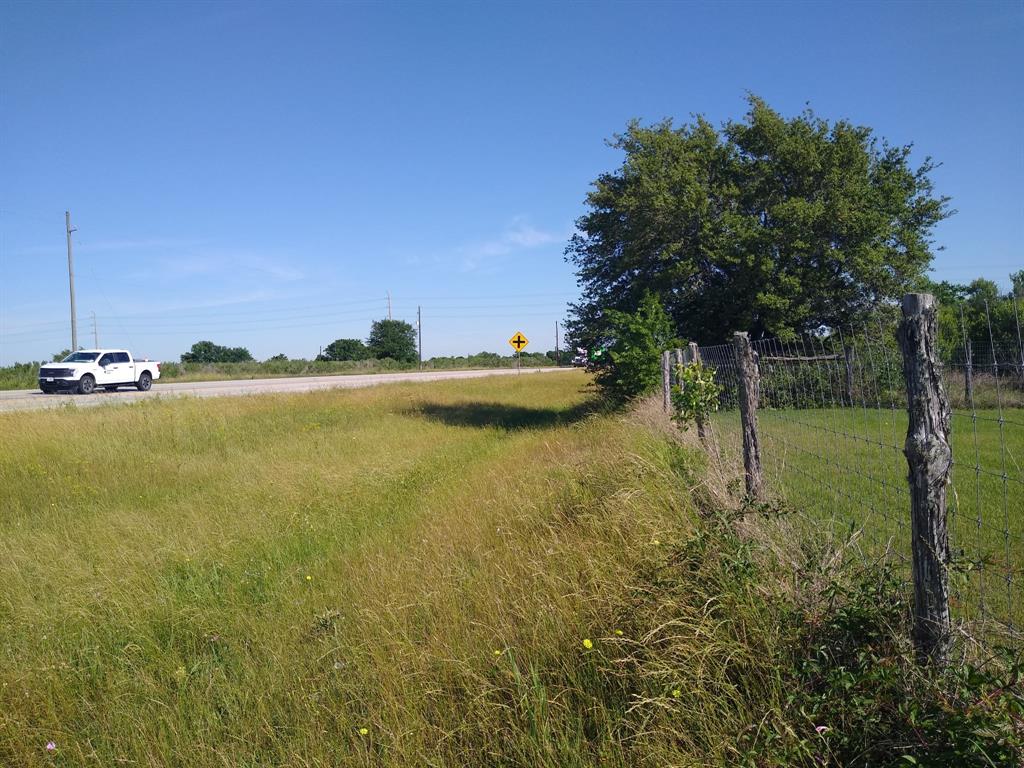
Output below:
[508,331,529,374]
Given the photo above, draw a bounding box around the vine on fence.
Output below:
[671,361,721,430]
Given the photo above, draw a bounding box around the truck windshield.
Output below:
[62,352,100,362]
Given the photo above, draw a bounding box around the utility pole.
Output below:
[417,305,423,370]
[387,291,392,320]
[555,320,560,366]
[66,210,78,351]
[91,311,99,348]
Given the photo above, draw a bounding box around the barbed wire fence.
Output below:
[665,292,1023,659]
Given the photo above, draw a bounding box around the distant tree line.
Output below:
[181,340,255,364]
[176,318,567,366]
[926,271,1024,367]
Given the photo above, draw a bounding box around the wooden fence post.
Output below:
[688,341,700,365]
[672,348,684,389]
[662,350,671,413]
[844,345,855,406]
[733,332,763,499]
[897,293,952,665]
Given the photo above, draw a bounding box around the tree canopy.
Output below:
[367,319,417,363]
[566,96,952,347]
[181,341,254,364]
[319,338,370,362]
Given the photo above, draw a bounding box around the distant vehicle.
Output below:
[38,349,161,394]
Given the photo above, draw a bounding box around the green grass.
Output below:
[1,373,1019,765]
[711,405,1024,632]
[0,371,695,765]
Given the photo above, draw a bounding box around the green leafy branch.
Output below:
[671,362,721,429]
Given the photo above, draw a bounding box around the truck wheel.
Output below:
[78,374,96,395]
[136,372,152,391]
[40,385,54,394]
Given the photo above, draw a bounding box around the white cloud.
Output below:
[460,217,568,271]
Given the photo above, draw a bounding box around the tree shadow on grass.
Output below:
[409,399,602,431]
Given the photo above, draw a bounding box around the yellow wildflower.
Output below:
[582,638,593,650]
[358,727,369,736]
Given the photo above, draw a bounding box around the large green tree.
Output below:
[320,338,370,362]
[367,319,417,363]
[566,96,952,347]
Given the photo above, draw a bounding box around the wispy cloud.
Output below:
[158,251,304,282]
[459,217,569,271]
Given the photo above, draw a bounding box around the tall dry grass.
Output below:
[5,373,1015,766]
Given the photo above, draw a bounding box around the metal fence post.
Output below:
[964,339,974,405]
[897,293,952,665]
[844,345,855,406]
[662,350,671,413]
[733,332,764,499]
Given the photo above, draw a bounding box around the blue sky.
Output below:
[1,0,1021,365]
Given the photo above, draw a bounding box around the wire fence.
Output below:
[689,296,1023,651]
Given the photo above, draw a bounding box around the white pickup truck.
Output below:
[38,349,162,394]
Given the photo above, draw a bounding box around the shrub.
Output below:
[596,293,677,403]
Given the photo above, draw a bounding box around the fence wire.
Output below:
[695,300,1023,647]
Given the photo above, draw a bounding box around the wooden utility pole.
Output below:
[555,321,560,366]
[387,291,392,320]
[733,332,763,499]
[66,210,78,352]
[417,306,423,370]
[897,293,952,665]
[91,311,99,348]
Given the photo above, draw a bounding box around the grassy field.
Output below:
[2,372,1019,765]
[711,405,1024,633]
[0,371,701,766]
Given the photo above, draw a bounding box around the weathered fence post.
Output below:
[733,332,763,500]
[964,339,974,405]
[844,345,855,406]
[688,341,700,365]
[897,293,952,665]
[662,350,671,413]
[672,348,684,391]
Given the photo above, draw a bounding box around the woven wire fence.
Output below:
[696,299,1023,646]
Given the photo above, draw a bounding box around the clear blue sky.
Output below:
[1,0,1021,365]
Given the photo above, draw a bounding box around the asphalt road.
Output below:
[0,367,572,413]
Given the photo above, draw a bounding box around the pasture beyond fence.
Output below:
[664,293,1023,661]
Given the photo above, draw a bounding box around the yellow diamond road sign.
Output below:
[508,331,529,352]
